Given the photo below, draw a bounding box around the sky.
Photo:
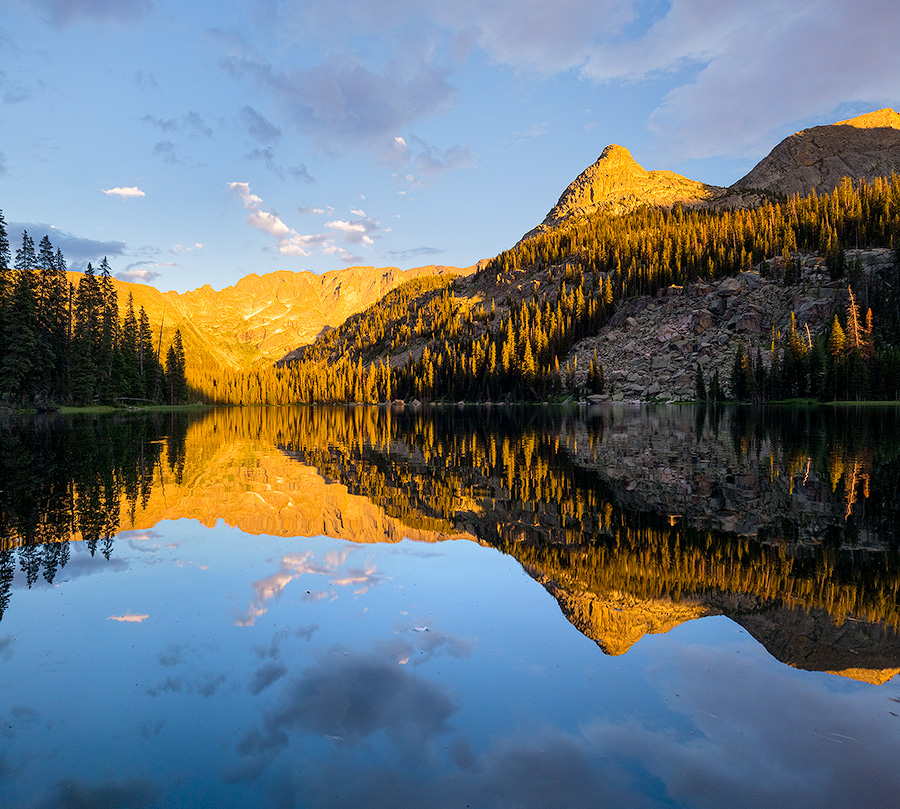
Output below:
[2,0,899,293]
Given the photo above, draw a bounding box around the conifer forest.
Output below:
[0,211,188,408]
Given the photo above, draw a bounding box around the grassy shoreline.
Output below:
[54,403,211,415]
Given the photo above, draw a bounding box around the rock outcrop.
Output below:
[534,576,900,684]
[568,249,893,403]
[732,108,900,196]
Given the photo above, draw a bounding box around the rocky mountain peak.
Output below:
[593,143,644,172]
[732,108,900,196]
[522,143,725,241]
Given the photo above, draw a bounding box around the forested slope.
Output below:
[238,176,900,405]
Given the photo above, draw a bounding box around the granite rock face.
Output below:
[523,109,900,244]
[732,109,900,196]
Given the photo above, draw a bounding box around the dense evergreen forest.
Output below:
[0,210,189,408]
[196,175,900,404]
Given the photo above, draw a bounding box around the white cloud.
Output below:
[432,0,900,160]
[248,209,291,238]
[228,181,263,208]
[228,181,329,257]
[115,260,162,284]
[636,0,900,159]
[170,242,204,255]
[102,185,145,199]
[326,211,387,245]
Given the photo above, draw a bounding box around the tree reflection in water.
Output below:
[2,403,900,679]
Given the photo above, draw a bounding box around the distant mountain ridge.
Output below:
[67,263,470,380]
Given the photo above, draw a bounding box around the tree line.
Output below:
[0,210,189,407]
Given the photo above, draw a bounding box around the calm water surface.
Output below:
[2,404,899,808]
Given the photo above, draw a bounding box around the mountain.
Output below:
[732,108,900,196]
[68,263,469,380]
[523,109,900,241]
[521,144,727,240]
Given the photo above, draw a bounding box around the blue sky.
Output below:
[2,0,898,293]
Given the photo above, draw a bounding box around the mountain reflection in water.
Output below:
[2,404,900,683]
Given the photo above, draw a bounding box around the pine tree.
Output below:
[70,263,102,404]
[165,330,188,404]
[138,306,156,400]
[0,210,9,374]
[120,294,140,397]
[692,364,705,401]
[0,270,37,404]
[14,231,35,272]
[0,209,10,269]
[97,258,120,401]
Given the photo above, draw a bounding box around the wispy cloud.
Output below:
[384,246,445,261]
[107,613,149,623]
[102,185,145,199]
[152,140,180,165]
[245,146,315,183]
[239,105,282,144]
[387,134,475,190]
[170,242,204,255]
[252,0,900,166]
[133,69,159,90]
[115,261,161,284]
[221,50,456,150]
[235,550,382,626]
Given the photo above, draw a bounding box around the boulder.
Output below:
[718,276,744,295]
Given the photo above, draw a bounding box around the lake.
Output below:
[2,404,899,808]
